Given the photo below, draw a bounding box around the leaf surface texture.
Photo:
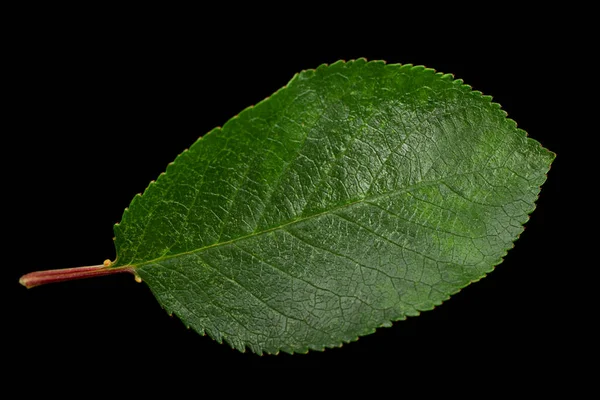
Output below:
[112,60,554,354]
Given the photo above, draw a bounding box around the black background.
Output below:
[5,7,578,381]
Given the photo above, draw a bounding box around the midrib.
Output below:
[130,167,496,269]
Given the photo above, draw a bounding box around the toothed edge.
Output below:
[114,59,554,355]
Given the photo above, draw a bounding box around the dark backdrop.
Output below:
[5,9,574,379]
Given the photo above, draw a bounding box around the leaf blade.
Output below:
[114,59,554,354]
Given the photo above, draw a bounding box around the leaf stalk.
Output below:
[19,264,135,289]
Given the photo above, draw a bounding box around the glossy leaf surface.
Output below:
[111,60,554,354]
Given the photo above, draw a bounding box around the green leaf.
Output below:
[31,59,556,354]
